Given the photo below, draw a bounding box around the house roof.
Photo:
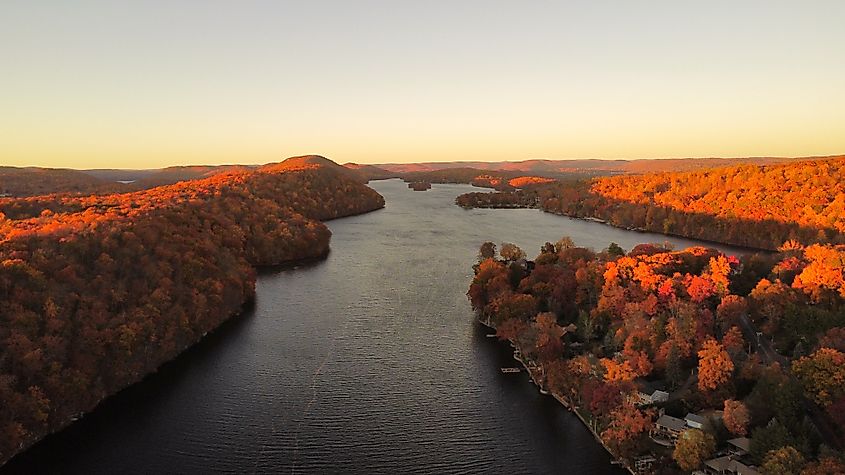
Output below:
[655,414,687,431]
[704,456,760,475]
[684,413,707,425]
[705,456,732,472]
[727,437,752,453]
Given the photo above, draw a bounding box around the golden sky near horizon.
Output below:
[2,1,845,169]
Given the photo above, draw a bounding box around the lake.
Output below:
[2,179,743,474]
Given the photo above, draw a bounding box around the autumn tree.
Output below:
[716,294,747,330]
[800,456,845,475]
[673,428,716,472]
[762,446,806,475]
[555,236,575,253]
[792,347,845,407]
[697,338,734,391]
[600,402,653,458]
[723,399,750,436]
[500,242,526,261]
[478,241,497,262]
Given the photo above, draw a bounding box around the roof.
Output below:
[655,414,687,431]
[685,413,707,425]
[727,437,752,453]
[704,456,760,475]
[705,456,732,472]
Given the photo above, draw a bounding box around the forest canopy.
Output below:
[458,156,845,250]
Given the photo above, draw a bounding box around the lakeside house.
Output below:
[684,413,707,430]
[651,414,687,444]
[633,379,670,406]
[650,410,724,446]
[636,389,669,406]
[726,437,752,457]
[701,455,760,475]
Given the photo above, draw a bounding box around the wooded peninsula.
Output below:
[0,156,384,465]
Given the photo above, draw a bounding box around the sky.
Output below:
[2,1,845,169]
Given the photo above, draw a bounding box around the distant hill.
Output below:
[374,155,840,176]
[342,163,400,181]
[7,154,843,198]
[0,167,127,197]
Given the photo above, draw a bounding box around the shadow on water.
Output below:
[1,302,259,474]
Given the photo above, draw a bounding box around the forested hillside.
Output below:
[0,157,384,465]
[0,167,126,197]
[459,157,845,250]
[469,239,845,472]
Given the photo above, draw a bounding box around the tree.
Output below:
[664,343,685,389]
[817,326,845,352]
[601,402,653,458]
[716,294,747,330]
[555,236,575,253]
[602,358,637,383]
[589,381,632,419]
[500,242,526,261]
[606,242,625,257]
[673,428,716,471]
[722,326,746,357]
[723,399,750,436]
[697,338,734,391]
[495,318,527,342]
[751,420,794,464]
[534,312,566,361]
[792,347,845,407]
[801,456,845,475]
[478,241,497,262]
[762,446,806,475]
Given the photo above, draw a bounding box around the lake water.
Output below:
[2,179,743,474]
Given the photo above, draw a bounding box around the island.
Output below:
[408,181,432,191]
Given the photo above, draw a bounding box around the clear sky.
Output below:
[2,1,845,169]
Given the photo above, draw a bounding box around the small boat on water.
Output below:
[485,334,497,338]
[500,367,521,373]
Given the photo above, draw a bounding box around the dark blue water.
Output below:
[3,180,742,474]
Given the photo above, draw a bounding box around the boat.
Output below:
[500,367,521,373]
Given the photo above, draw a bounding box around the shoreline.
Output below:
[478,317,635,475]
[460,200,770,254]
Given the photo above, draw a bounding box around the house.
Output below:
[685,412,707,429]
[635,389,669,406]
[634,379,669,406]
[726,437,752,457]
[703,455,760,475]
[651,414,687,444]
